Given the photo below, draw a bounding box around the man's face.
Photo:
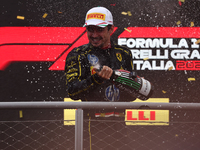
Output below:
[86,25,114,48]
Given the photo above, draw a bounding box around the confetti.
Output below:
[175,134,178,137]
[143,57,149,61]
[184,70,187,74]
[121,11,132,16]
[124,28,131,33]
[127,11,132,16]
[176,21,181,25]
[19,110,23,118]
[179,0,185,2]
[168,66,173,71]
[43,13,48,18]
[195,39,200,44]
[17,16,25,20]
[178,1,182,6]
[58,11,62,13]
[121,12,128,15]
[188,78,195,81]
[190,22,194,27]
[162,90,167,94]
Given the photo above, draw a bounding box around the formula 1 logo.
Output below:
[0,27,117,71]
[1,27,200,71]
[0,27,89,70]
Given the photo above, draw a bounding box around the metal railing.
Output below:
[1,101,200,150]
[1,101,200,110]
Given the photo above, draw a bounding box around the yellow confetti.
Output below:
[195,39,200,44]
[162,90,167,94]
[143,57,149,61]
[19,110,23,118]
[127,11,132,16]
[175,134,178,137]
[176,21,181,25]
[121,12,128,15]
[188,78,195,81]
[190,22,194,27]
[168,66,173,71]
[178,0,185,2]
[58,11,62,13]
[124,28,131,33]
[17,16,25,20]
[43,13,48,18]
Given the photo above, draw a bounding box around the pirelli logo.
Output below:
[86,13,105,20]
[63,98,169,126]
[125,98,169,126]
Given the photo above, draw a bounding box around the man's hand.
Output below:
[95,65,113,80]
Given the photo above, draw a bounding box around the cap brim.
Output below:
[83,20,109,28]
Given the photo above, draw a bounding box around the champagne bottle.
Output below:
[110,70,153,100]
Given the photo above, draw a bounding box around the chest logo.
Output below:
[105,85,120,101]
[87,54,99,66]
[116,53,122,62]
[90,66,96,75]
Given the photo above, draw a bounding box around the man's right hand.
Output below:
[95,65,113,80]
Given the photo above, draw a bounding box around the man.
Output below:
[65,6,136,150]
[66,6,135,102]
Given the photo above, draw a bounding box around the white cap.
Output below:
[83,6,113,28]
